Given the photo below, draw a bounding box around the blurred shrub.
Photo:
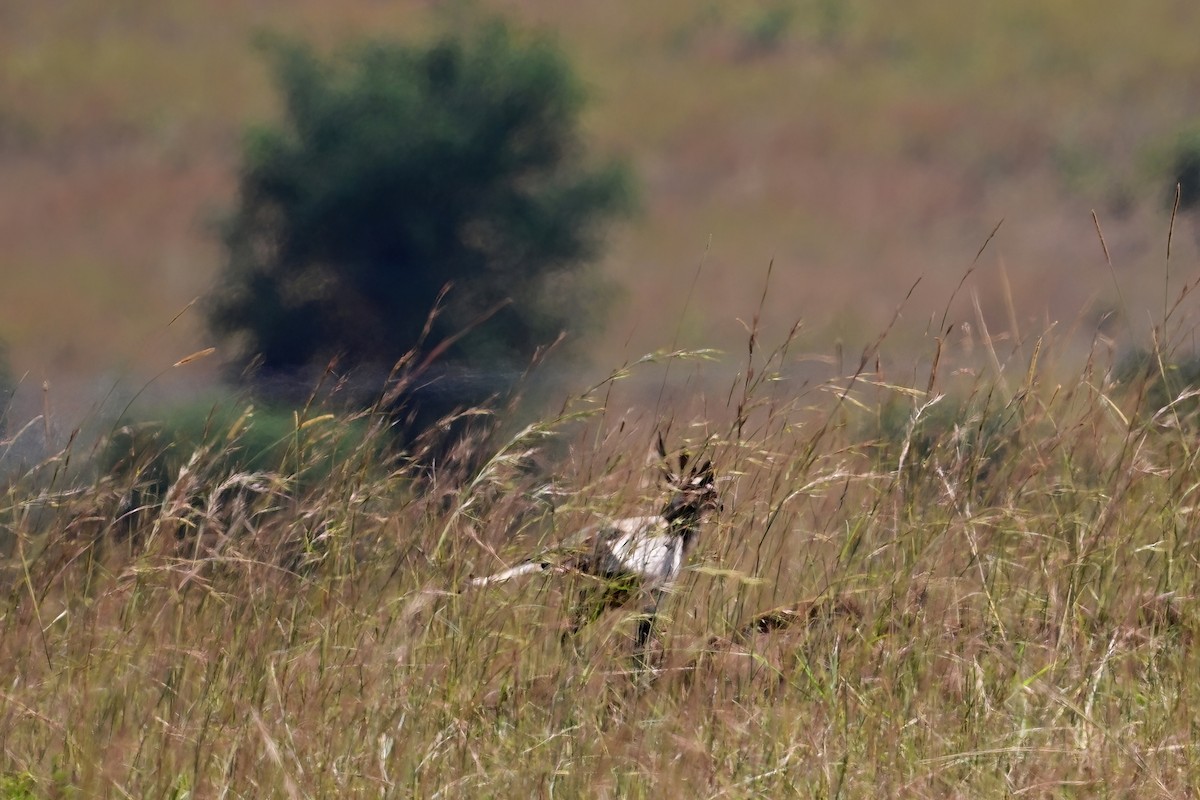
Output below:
[0,772,37,800]
[741,3,796,54]
[0,339,13,436]
[867,392,1017,497]
[1167,127,1200,211]
[97,401,377,534]
[1114,349,1200,427]
[207,22,634,431]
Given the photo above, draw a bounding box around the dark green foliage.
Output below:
[0,339,13,436]
[0,773,38,800]
[96,401,377,543]
[868,392,1018,497]
[99,402,374,493]
[742,3,797,54]
[207,23,634,419]
[1167,128,1200,211]
[1115,348,1200,427]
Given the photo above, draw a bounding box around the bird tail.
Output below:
[468,561,549,587]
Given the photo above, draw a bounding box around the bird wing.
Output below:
[469,514,676,587]
[606,529,682,586]
[467,561,551,586]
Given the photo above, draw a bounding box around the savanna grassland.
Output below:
[5,313,1200,797]
[7,1,1200,798]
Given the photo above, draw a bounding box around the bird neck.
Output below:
[661,495,697,524]
[666,511,700,541]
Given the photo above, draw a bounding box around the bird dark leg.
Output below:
[561,582,615,652]
[634,613,655,651]
[561,575,644,656]
[632,590,664,669]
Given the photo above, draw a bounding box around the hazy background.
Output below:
[4,0,1200,427]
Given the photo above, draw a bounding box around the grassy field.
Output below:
[5,4,1200,796]
[4,295,1200,796]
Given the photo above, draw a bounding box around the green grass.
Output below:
[4,302,1200,797]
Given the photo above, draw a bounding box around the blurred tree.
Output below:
[207,22,633,421]
[1168,128,1200,212]
[0,339,13,436]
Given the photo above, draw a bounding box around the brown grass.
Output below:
[4,299,1200,795]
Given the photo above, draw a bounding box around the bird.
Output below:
[469,434,720,655]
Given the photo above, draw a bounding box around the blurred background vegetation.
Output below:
[207,23,633,433]
[4,0,1200,438]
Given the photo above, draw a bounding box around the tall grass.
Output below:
[3,301,1200,797]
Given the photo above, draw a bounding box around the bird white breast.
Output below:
[603,516,686,588]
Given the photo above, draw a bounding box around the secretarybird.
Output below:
[469,434,721,655]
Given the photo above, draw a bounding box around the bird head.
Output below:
[657,433,720,523]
